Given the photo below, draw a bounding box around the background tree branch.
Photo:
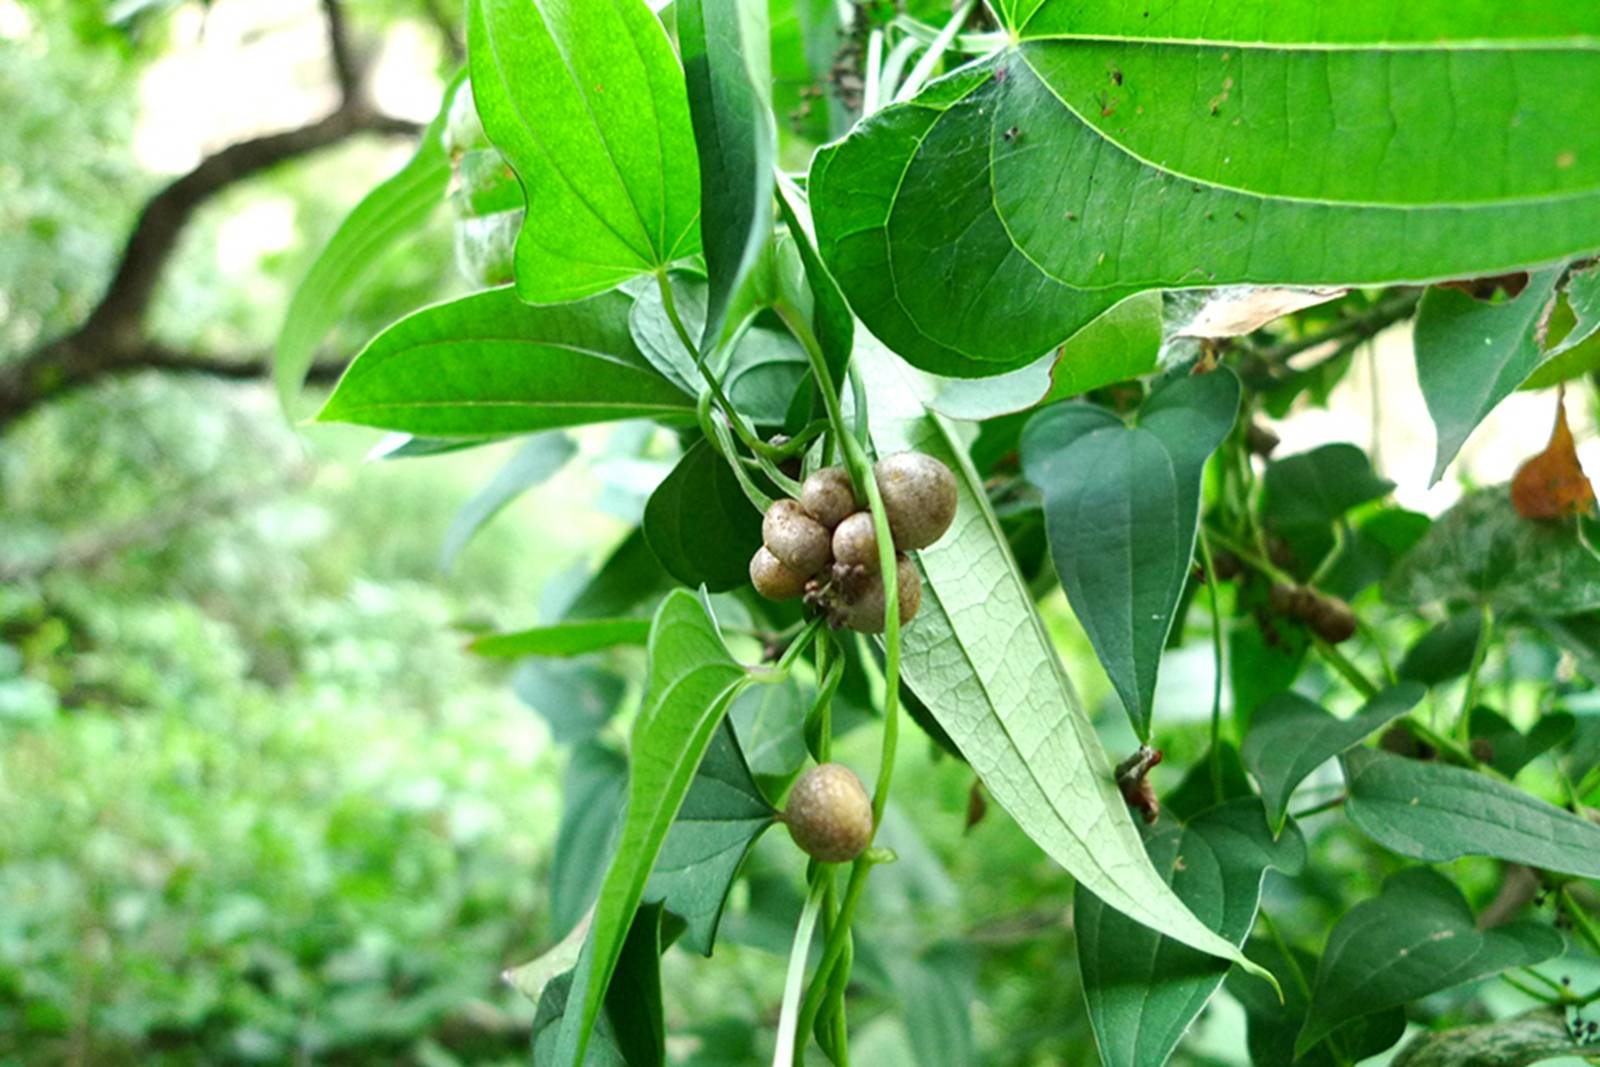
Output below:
[0,0,420,433]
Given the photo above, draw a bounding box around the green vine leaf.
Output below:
[679,0,775,347]
[554,590,752,1066]
[1226,938,1406,1067]
[1076,800,1305,1067]
[643,438,764,593]
[1021,368,1241,738]
[855,336,1275,986]
[1242,685,1423,833]
[810,10,1600,376]
[1342,747,1600,878]
[1414,269,1563,482]
[644,718,775,956]
[469,618,652,659]
[467,0,700,302]
[317,288,696,436]
[1297,868,1563,1055]
[275,71,460,411]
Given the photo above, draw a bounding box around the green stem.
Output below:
[1501,972,1563,1006]
[761,618,823,680]
[1257,909,1310,1000]
[1359,617,1399,686]
[1458,601,1494,744]
[1560,887,1600,956]
[1518,967,1572,999]
[772,879,828,1067]
[1290,793,1346,820]
[658,270,801,495]
[1313,636,1380,700]
[774,301,853,478]
[1308,520,1347,588]
[1403,715,1486,772]
[1197,525,1227,803]
[795,859,873,1060]
[1205,526,1297,588]
[699,391,775,513]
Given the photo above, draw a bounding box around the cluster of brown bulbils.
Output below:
[748,452,958,633]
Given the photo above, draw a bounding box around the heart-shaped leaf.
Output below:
[468,0,700,302]
[1297,867,1563,1054]
[1397,612,1484,686]
[643,438,764,592]
[1021,368,1241,738]
[1342,747,1600,878]
[1468,707,1578,779]
[854,335,1273,985]
[1415,269,1563,482]
[812,8,1600,375]
[318,288,696,436]
[679,0,775,347]
[555,590,753,1066]
[1076,800,1305,1067]
[1262,444,1394,574]
[644,718,775,955]
[1243,685,1424,832]
[1227,939,1406,1067]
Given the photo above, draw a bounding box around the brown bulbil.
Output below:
[874,452,958,550]
[836,555,922,633]
[783,762,874,863]
[762,498,831,577]
[1269,583,1358,644]
[801,466,858,529]
[832,511,881,571]
[1308,595,1358,644]
[750,547,809,601]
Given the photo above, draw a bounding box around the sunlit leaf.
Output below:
[811,11,1600,375]
[468,0,700,301]
[318,289,696,436]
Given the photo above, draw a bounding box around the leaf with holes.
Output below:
[1415,269,1563,482]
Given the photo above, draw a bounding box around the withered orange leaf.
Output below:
[1512,395,1596,520]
